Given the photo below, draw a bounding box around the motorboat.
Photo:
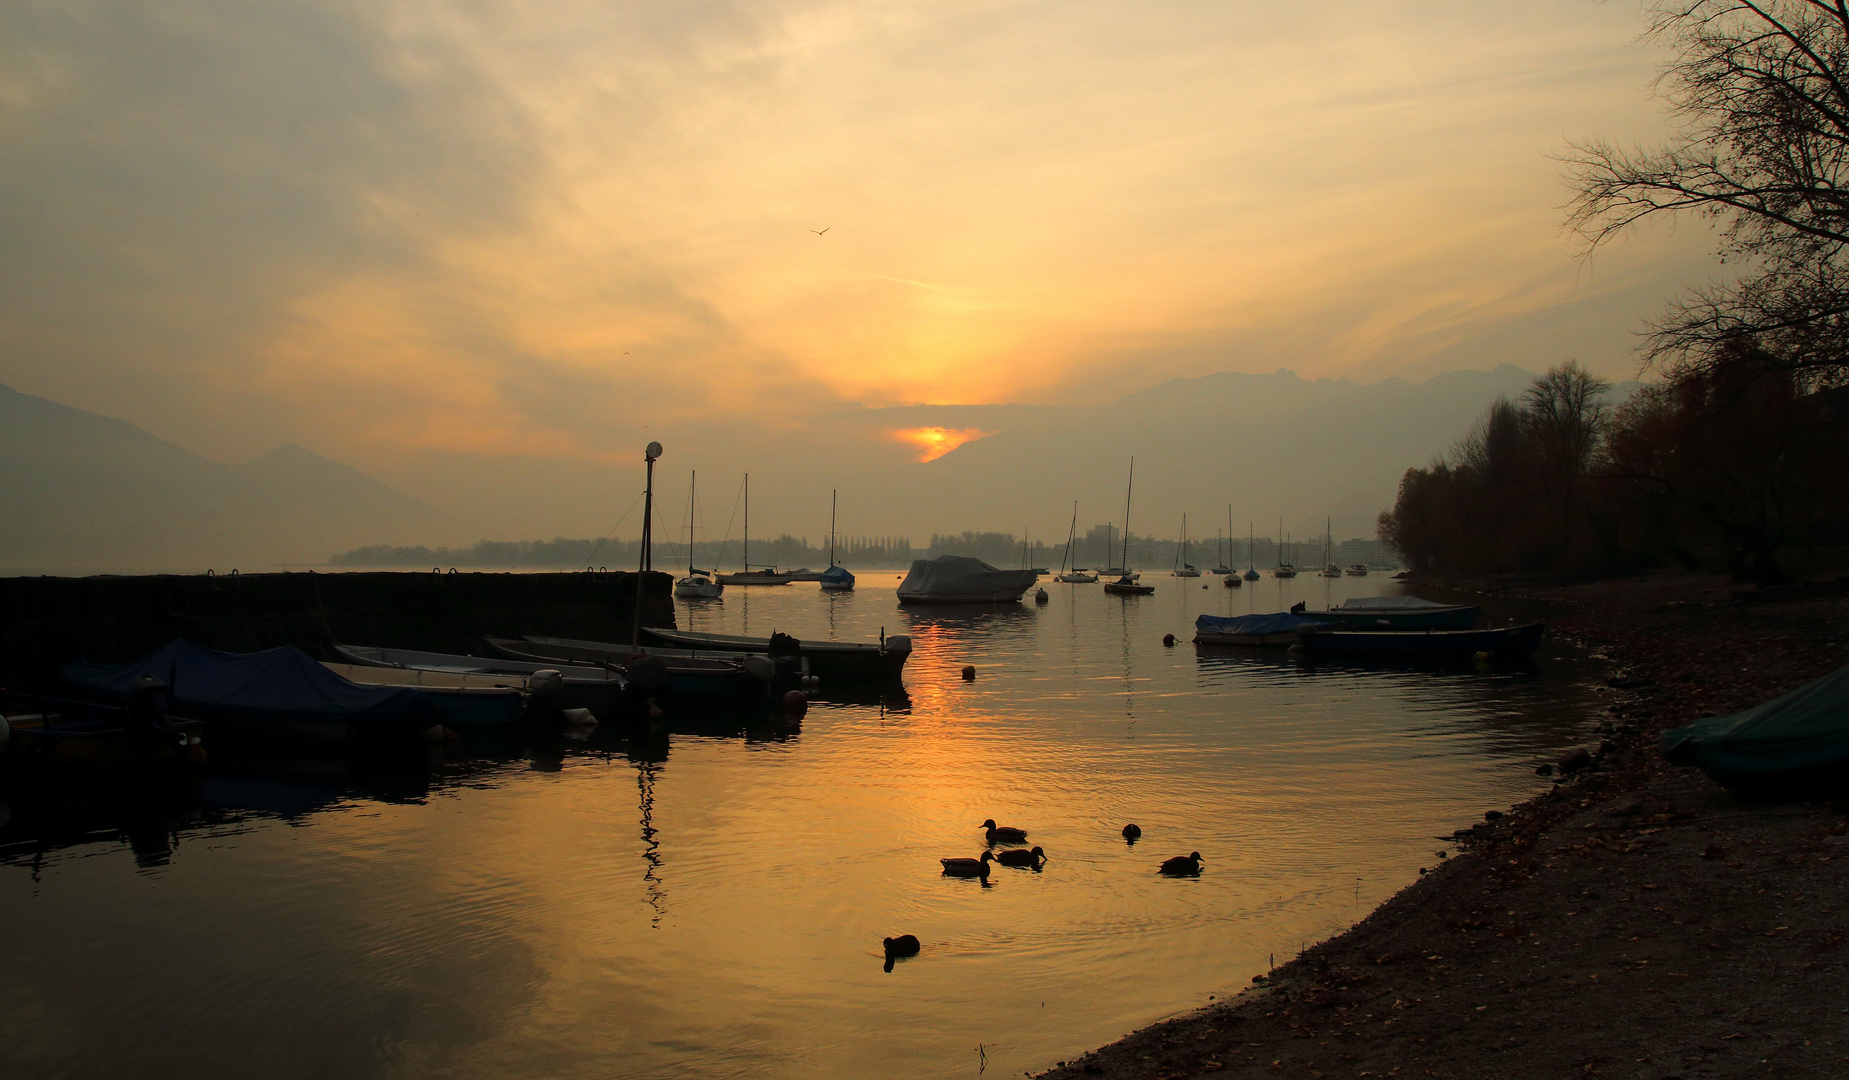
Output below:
[896,556,1039,604]
[1223,573,1242,587]
[1346,565,1370,576]
[2,688,204,768]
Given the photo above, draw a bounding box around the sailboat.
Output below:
[1242,521,1261,581]
[1273,518,1298,578]
[1173,514,1200,576]
[1320,517,1342,576]
[674,471,724,599]
[716,474,794,585]
[1055,503,1099,583]
[1103,459,1155,596]
[819,490,855,591]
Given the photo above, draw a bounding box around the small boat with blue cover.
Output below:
[1193,612,1330,647]
[63,640,437,747]
[1661,664,1849,798]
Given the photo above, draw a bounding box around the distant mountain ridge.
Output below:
[0,383,443,571]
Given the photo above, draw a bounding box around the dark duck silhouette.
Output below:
[941,851,995,879]
[882,934,921,972]
[1121,823,1142,843]
[1158,852,1203,876]
[996,846,1046,868]
[981,819,1028,845]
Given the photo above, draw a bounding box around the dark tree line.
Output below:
[1379,362,1849,580]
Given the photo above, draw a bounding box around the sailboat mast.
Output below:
[1060,502,1076,574]
[688,471,697,575]
[743,473,750,571]
[829,489,837,568]
[1120,458,1135,571]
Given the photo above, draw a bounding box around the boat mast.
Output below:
[688,471,697,576]
[1060,502,1077,574]
[743,473,750,571]
[1120,458,1135,574]
[829,489,837,568]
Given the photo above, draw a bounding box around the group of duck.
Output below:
[885,819,1204,968]
[937,819,1204,882]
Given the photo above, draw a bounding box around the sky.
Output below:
[0,0,1726,543]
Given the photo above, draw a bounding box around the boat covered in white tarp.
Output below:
[896,556,1039,604]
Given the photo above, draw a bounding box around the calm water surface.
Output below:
[0,573,1604,1079]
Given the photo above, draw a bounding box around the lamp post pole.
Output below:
[632,441,663,645]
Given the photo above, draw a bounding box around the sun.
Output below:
[890,427,993,463]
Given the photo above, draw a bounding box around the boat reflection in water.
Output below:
[2,578,1601,1080]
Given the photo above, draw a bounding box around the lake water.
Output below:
[0,572,1603,1080]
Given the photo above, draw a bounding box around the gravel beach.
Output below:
[1038,572,1849,1080]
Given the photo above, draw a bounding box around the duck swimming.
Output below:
[941,851,996,878]
[995,846,1046,868]
[1158,852,1203,876]
[883,933,921,972]
[981,819,1028,845]
[1121,823,1142,842]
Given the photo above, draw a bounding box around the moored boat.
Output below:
[321,663,528,726]
[333,644,629,713]
[1290,596,1481,631]
[64,640,438,747]
[1345,564,1370,576]
[643,627,911,680]
[1193,612,1327,646]
[1295,622,1545,660]
[1103,574,1154,596]
[2,690,204,769]
[488,636,775,702]
[896,556,1039,604]
[674,471,725,598]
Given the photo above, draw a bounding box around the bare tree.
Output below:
[1563,1,1849,389]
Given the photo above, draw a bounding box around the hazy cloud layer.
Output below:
[3,0,1721,540]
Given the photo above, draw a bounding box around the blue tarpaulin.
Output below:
[1661,664,1849,793]
[63,639,434,729]
[1194,612,1326,636]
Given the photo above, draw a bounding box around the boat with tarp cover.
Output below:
[896,556,1039,604]
[63,640,437,747]
[1661,664,1849,798]
[1193,612,1330,647]
[1288,595,1481,631]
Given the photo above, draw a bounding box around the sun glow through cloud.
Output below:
[892,426,994,463]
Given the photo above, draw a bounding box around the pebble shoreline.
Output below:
[1037,572,1849,1080]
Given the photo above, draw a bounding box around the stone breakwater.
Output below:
[1038,572,1849,1080]
[0,569,677,686]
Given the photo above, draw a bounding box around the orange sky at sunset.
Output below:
[0,1,1725,544]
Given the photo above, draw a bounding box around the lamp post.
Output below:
[632,441,663,646]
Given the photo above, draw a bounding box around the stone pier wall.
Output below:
[0,570,676,687]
